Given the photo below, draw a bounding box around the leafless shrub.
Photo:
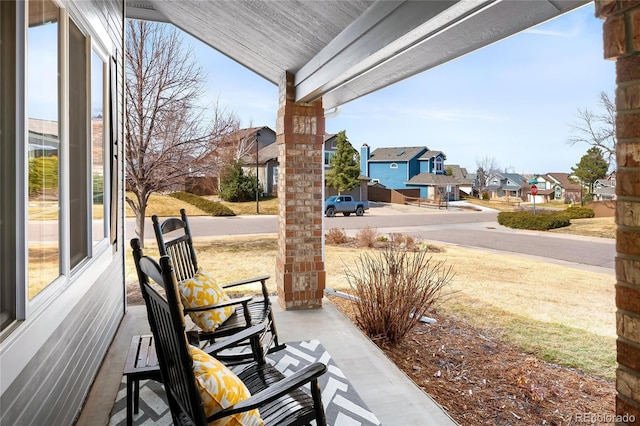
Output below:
[355,226,379,248]
[344,245,454,345]
[390,233,419,251]
[325,228,348,244]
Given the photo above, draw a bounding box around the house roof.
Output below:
[594,186,616,195]
[368,146,427,162]
[445,164,474,184]
[324,133,337,142]
[227,126,274,142]
[406,173,460,186]
[419,150,446,160]
[28,118,59,137]
[256,142,279,164]
[535,188,555,195]
[546,172,581,190]
[125,1,587,111]
[502,173,526,185]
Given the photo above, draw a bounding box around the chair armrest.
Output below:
[222,275,270,289]
[201,324,266,354]
[207,362,328,421]
[184,296,252,313]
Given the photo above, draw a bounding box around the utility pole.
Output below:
[255,131,260,214]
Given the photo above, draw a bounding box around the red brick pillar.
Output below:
[275,71,325,310]
[596,0,640,423]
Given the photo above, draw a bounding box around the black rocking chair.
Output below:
[131,238,327,426]
[151,208,284,361]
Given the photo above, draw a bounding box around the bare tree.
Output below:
[125,20,239,244]
[234,129,258,162]
[475,156,500,196]
[568,91,616,170]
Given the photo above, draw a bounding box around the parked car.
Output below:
[324,195,369,217]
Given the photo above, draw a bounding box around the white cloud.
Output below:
[411,108,505,122]
[524,28,579,37]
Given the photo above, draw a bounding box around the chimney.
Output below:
[360,144,370,176]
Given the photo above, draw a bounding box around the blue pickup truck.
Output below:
[324,195,369,217]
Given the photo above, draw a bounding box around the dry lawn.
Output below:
[549,216,616,239]
[215,197,279,215]
[124,192,209,217]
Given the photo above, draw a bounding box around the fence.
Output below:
[369,187,446,209]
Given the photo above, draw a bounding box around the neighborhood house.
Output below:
[360,144,473,201]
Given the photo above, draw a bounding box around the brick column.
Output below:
[275,71,325,310]
[596,0,640,423]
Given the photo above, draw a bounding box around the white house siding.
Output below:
[0,0,125,424]
[0,262,124,424]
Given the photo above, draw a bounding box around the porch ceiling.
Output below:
[125,0,589,111]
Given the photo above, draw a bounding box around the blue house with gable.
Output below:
[360,145,430,189]
[361,144,461,199]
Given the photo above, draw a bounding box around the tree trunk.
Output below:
[134,191,147,248]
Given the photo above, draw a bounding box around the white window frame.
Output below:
[2,0,111,335]
[90,41,111,251]
[435,157,443,172]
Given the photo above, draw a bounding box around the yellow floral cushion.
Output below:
[190,346,263,426]
[178,268,235,332]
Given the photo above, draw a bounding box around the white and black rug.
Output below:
[109,340,381,426]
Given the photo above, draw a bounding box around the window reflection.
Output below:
[27,0,60,299]
[68,18,89,268]
[92,50,105,245]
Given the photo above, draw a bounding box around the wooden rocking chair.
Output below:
[151,209,284,362]
[130,238,327,426]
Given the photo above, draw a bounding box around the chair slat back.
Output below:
[152,209,199,282]
[131,238,208,425]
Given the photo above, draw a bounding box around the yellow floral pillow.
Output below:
[178,268,235,332]
[190,346,263,426]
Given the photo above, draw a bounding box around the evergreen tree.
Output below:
[326,131,360,194]
[219,160,262,202]
[571,147,608,194]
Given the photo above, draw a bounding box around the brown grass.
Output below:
[216,197,279,215]
[548,216,615,239]
[125,192,208,217]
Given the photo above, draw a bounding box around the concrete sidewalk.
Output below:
[272,298,457,426]
[76,298,457,426]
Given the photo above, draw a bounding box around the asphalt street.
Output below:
[127,202,615,275]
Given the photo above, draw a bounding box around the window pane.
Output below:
[91,49,105,244]
[1,0,17,329]
[27,0,60,299]
[69,19,89,268]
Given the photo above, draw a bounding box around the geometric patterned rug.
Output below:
[109,340,381,426]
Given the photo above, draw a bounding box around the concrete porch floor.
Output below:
[76,297,457,426]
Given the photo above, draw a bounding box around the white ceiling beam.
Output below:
[294,0,495,103]
[125,1,170,23]
[318,0,589,110]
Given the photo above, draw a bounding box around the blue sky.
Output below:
[190,4,615,175]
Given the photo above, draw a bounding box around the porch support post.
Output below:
[596,0,640,421]
[275,71,325,310]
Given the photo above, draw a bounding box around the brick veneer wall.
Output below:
[596,1,640,423]
[275,72,325,310]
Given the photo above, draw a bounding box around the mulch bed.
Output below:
[327,295,616,426]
